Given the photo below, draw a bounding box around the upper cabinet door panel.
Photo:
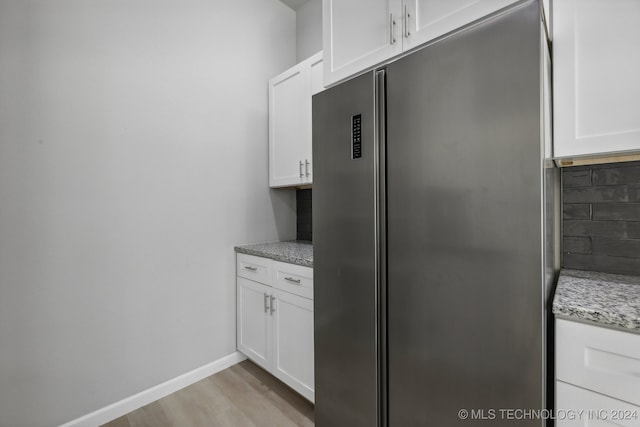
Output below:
[269,52,321,188]
[554,0,640,158]
[323,0,403,86]
[403,0,519,50]
[269,65,310,187]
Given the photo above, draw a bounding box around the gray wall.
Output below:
[562,161,640,275]
[0,1,296,426]
[296,0,322,62]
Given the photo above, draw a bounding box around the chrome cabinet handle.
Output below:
[244,266,257,272]
[404,5,411,38]
[299,160,304,177]
[305,159,310,177]
[284,277,301,284]
[390,13,396,45]
[270,295,276,315]
[264,292,269,313]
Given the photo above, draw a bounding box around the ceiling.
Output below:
[279,0,309,11]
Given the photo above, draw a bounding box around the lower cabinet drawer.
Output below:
[237,253,272,284]
[273,260,313,299]
[556,319,640,406]
[556,381,640,427]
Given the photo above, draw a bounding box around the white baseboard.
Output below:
[59,351,247,427]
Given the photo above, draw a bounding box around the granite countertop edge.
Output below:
[552,268,640,333]
[234,241,313,268]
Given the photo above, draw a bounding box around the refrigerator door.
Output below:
[312,72,380,427]
[386,1,544,426]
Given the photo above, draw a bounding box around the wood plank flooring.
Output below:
[101,360,314,427]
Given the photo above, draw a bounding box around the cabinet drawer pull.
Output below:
[299,160,304,177]
[390,13,396,45]
[270,295,276,315]
[305,159,310,177]
[244,266,257,272]
[284,276,301,284]
[264,292,269,313]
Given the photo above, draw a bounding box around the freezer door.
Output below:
[312,71,380,427]
[386,1,545,426]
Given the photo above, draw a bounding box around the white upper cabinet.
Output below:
[553,0,640,158]
[269,64,311,187]
[323,0,518,86]
[323,0,403,87]
[403,0,519,50]
[269,52,323,188]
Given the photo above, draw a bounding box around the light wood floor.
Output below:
[101,360,314,427]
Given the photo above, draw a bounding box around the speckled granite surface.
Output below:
[553,269,640,332]
[235,241,313,268]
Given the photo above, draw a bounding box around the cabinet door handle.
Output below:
[270,295,276,315]
[305,159,310,177]
[299,160,304,177]
[390,13,396,45]
[284,276,301,284]
[264,292,269,313]
[244,266,257,272]
[404,5,411,38]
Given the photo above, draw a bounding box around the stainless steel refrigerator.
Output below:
[312,1,559,425]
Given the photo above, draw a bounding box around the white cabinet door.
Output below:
[554,0,640,158]
[271,289,315,402]
[269,63,311,187]
[403,0,518,50]
[269,53,322,188]
[323,0,403,86]
[237,277,272,371]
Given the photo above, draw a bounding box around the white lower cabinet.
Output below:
[556,382,640,427]
[237,277,272,371]
[272,289,314,402]
[556,319,640,426]
[236,253,314,402]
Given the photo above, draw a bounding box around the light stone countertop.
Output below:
[552,269,640,333]
[234,241,313,268]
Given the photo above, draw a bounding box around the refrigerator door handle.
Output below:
[375,68,388,427]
